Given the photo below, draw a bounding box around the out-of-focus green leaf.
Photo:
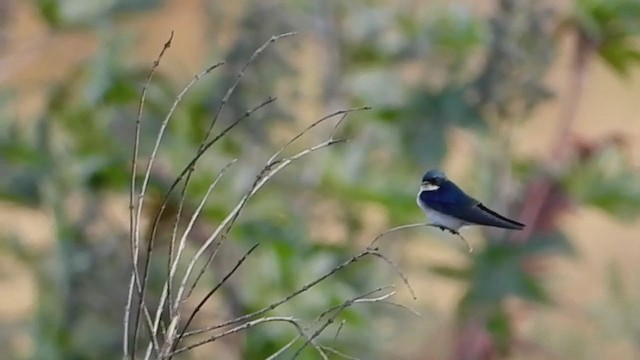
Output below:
[462,242,552,306]
[487,308,512,355]
[424,7,488,64]
[0,235,41,267]
[574,0,640,76]
[598,42,640,76]
[523,231,576,257]
[319,177,416,224]
[35,0,163,28]
[395,86,486,165]
[35,0,62,27]
[564,145,640,220]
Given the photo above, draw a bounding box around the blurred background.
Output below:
[1,0,640,359]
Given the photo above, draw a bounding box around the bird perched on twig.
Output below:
[417,169,525,237]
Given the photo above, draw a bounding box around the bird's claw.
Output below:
[427,224,471,252]
[437,226,459,235]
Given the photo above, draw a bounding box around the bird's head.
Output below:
[421,169,447,192]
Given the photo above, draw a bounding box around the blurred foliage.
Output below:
[472,0,556,119]
[564,138,640,219]
[571,0,640,75]
[35,0,163,28]
[0,0,639,359]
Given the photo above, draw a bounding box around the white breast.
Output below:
[416,192,466,231]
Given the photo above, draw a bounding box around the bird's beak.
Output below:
[420,181,439,191]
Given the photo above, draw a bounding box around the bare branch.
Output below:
[183,232,227,301]
[127,30,419,360]
[315,287,394,320]
[172,243,261,349]
[147,159,237,356]
[171,106,369,327]
[331,320,345,344]
[133,58,225,359]
[368,251,416,300]
[368,222,473,253]
[268,106,370,164]
[127,30,174,358]
[184,246,409,339]
[183,250,370,337]
[170,317,320,357]
[145,34,297,271]
[145,96,277,270]
[378,300,422,317]
[320,346,360,360]
[149,35,298,322]
[204,32,297,143]
[265,335,302,360]
[291,288,396,359]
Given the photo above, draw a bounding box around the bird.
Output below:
[416,169,525,235]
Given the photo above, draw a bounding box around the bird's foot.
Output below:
[437,225,459,236]
[430,224,472,253]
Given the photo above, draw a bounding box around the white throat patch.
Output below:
[420,183,440,191]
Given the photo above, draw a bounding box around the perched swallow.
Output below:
[416,169,524,234]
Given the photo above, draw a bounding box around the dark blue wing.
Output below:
[419,181,524,230]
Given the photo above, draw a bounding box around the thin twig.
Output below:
[145,35,293,261]
[315,287,393,320]
[329,112,351,140]
[378,300,422,317]
[127,30,174,358]
[183,250,371,337]
[368,251,416,300]
[146,96,277,266]
[147,159,236,358]
[290,289,396,359]
[171,138,341,313]
[165,106,367,330]
[268,106,370,164]
[183,233,227,301]
[172,226,417,358]
[317,286,421,319]
[128,30,409,360]
[320,346,360,360]
[266,335,303,360]
[173,243,261,349]
[171,107,366,320]
[133,59,225,358]
[170,317,323,358]
[368,222,429,248]
[204,32,297,144]
[332,320,345,344]
[166,165,192,317]
[368,222,473,253]
[183,248,402,337]
[152,36,297,320]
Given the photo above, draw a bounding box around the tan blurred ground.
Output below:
[1,0,639,358]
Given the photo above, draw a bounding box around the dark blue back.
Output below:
[419,180,477,214]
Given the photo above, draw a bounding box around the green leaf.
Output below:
[487,308,512,356]
[395,86,487,165]
[523,231,576,257]
[564,146,640,220]
[464,242,552,305]
[35,0,62,27]
[598,42,640,76]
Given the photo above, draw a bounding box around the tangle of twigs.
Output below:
[124,31,423,360]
